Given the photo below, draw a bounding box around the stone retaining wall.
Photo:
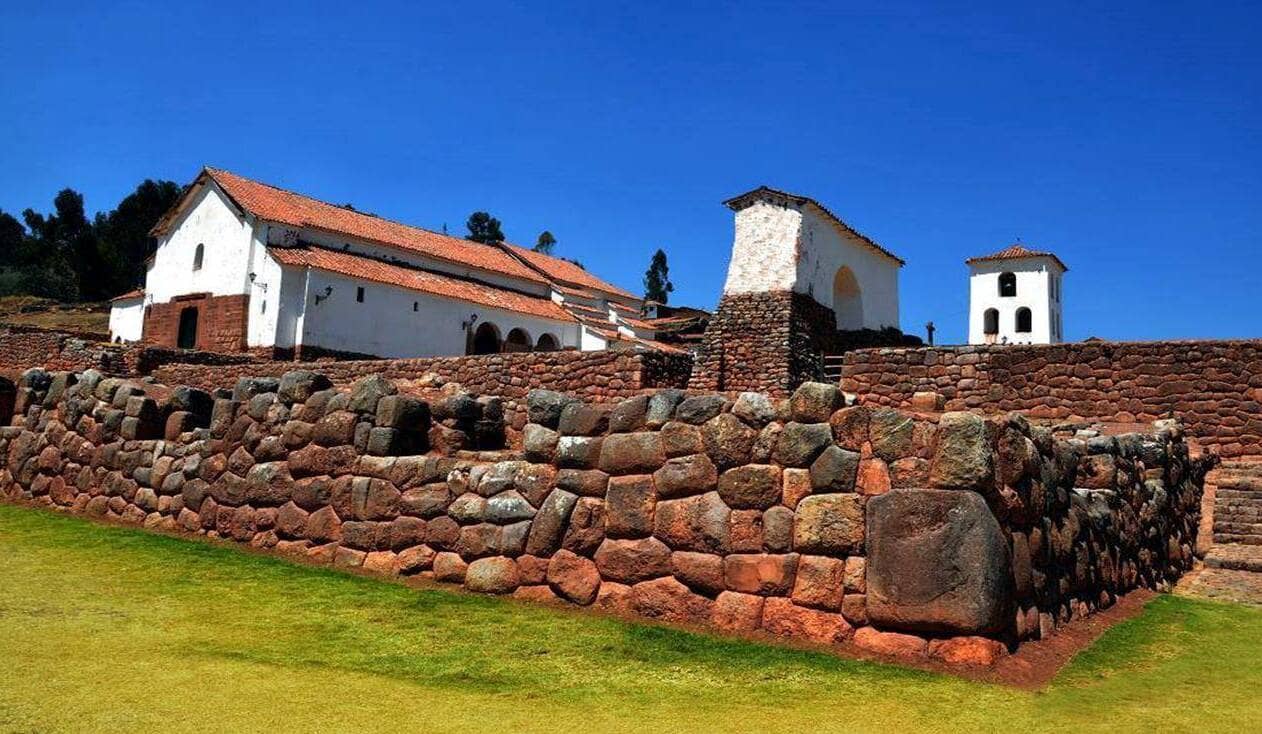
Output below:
[1,367,1210,664]
[842,341,1262,458]
[153,349,693,403]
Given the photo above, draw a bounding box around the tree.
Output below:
[94,179,182,293]
[643,248,674,304]
[533,230,556,255]
[465,211,504,244]
[0,210,25,264]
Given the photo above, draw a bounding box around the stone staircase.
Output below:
[1206,461,1262,573]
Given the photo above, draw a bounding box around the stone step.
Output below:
[1213,520,1262,535]
[1215,482,1262,496]
[1205,544,1262,573]
[1213,533,1262,546]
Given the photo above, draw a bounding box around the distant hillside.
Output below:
[0,296,110,337]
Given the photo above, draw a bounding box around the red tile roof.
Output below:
[503,244,636,300]
[723,186,905,266]
[154,168,550,285]
[966,244,1068,271]
[109,288,144,301]
[267,246,575,323]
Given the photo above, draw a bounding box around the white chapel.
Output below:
[967,244,1067,345]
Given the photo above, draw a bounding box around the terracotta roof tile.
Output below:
[966,244,1068,271]
[180,168,549,285]
[109,288,144,302]
[267,246,575,323]
[504,244,637,300]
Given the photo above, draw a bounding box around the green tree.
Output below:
[533,230,556,255]
[465,211,504,244]
[643,248,674,304]
[94,179,182,293]
[0,210,25,264]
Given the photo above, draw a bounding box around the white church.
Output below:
[966,244,1067,345]
[109,167,678,358]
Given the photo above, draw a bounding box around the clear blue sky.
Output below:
[3,1,1259,343]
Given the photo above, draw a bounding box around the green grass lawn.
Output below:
[1,504,1259,734]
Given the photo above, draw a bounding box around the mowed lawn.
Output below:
[1,504,1259,734]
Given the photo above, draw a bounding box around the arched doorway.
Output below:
[504,328,531,353]
[983,308,999,344]
[536,333,559,351]
[471,322,501,354]
[177,307,199,349]
[1015,307,1032,333]
[832,266,864,330]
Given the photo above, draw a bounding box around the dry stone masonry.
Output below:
[0,367,1211,666]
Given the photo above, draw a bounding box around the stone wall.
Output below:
[689,291,919,397]
[142,293,249,352]
[1,368,1210,665]
[0,325,131,376]
[841,341,1262,458]
[154,349,693,403]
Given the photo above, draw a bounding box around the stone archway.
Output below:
[504,327,532,353]
[832,266,864,330]
[471,322,501,355]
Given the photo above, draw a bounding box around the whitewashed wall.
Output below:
[796,209,901,330]
[145,184,254,303]
[293,268,578,358]
[968,258,1064,345]
[107,298,145,342]
[720,198,901,330]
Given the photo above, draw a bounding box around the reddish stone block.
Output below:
[852,627,928,658]
[723,553,798,596]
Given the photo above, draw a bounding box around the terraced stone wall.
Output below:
[0,368,1210,666]
[842,340,1262,458]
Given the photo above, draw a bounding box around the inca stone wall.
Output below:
[0,367,1210,665]
[153,349,693,403]
[842,341,1262,458]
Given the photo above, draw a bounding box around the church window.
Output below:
[356,286,365,303]
[1016,307,1032,333]
[998,272,1016,297]
[193,243,204,271]
[983,308,999,335]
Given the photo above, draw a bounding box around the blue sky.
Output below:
[2,1,1259,343]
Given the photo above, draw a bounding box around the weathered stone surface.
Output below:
[927,636,1007,666]
[394,544,436,574]
[554,468,609,497]
[594,537,672,584]
[464,556,520,594]
[654,492,731,554]
[348,374,397,415]
[556,436,603,469]
[792,494,864,555]
[376,395,430,430]
[608,395,649,433]
[432,551,468,582]
[653,453,717,499]
[929,412,993,490]
[717,464,782,510]
[701,413,757,470]
[773,422,833,467]
[760,597,852,644]
[485,490,535,523]
[522,424,559,463]
[605,474,655,538]
[763,506,794,552]
[712,591,764,633]
[853,627,928,658]
[732,392,776,428]
[781,467,812,509]
[790,382,842,423]
[829,406,869,451]
[856,458,891,496]
[526,389,579,429]
[561,497,605,556]
[599,432,666,475]
[670,551,725,596]
[660,421,704,458]
[790,555,846,611]
[728,509,763,552]
[645,389,685,427]
[558,402,609,436]
[866,489,1013,635]
[628,576,713,624]
[674,394,727,425]
[524,489,578,555]
[810,445,860,493]
[723,553,798,595]
[278,370,332,404]
[546,550,601,605]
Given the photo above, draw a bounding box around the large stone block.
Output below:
[929,412,993,490]
[865,489,1012,635]
[792,494,864,555]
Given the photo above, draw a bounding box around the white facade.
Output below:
[722,190,902,330]
[967,254,1066,345]
[107,295,145,342]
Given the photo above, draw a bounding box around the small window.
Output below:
[413,301,418,312]
[356,286,365,303]
[1016,307,1032,333]
[998,272,1016,297]
[192,243,204,271]
[983,308,999,335]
